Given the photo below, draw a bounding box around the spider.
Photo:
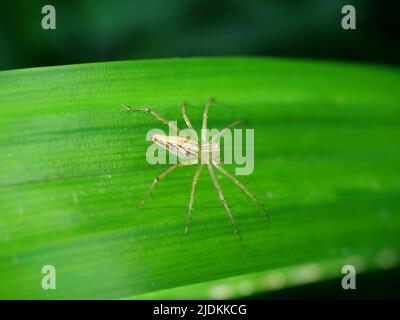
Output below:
[122,98,267,240]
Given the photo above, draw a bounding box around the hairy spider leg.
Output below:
[212,161,267,216]
[122,104,180,133]
[139,163,182,207]
[211,120,242,142]
[208,163,242,241]
[201,97,214,142]
[185,164,203,235]
[181,101,194,130]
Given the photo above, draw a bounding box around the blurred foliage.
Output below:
[1,0,399,70]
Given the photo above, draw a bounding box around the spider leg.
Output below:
[211,120,242,142]
[122,104,179,134]
[201,97,215,141]
[185,164,203,235]
[208,163,242,241]
[181,101,194,130]
[139,163,182,207]
[212,162,267,216]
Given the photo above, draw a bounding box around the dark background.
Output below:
[247,266,400,299]
[1,0,399,71]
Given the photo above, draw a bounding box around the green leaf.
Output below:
[0,57,399,299]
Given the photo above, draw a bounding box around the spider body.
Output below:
[151,134,220,165]
[122,99,266,240]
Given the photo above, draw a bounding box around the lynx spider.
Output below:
[122,98,267,240]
